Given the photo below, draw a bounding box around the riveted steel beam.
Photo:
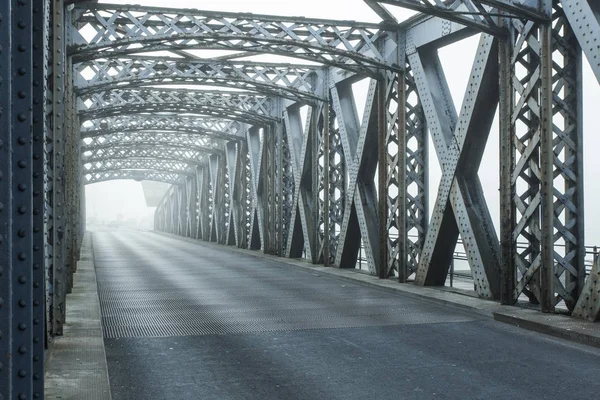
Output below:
[0,0,36,397]
[68,3,400,74]
[378,0,548,35]
[81,115,246,141]
[74,58,326,103]
[331,77,382,275]
[78,89,277,125]
[410,35,501,298]
[82,132,227,151]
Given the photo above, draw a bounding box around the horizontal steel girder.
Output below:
[377,0,549,35]
[84,169,185,185]
[81,115,245,139]
[68,3,399,73]
[78,89,275,124]
[83,158,197,177]
[74,58,325,102]
[82,131,229,150]
[81,145,217,165]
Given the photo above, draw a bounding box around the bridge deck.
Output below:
[93,230,600,400]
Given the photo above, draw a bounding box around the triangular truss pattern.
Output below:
[1,0,599,396]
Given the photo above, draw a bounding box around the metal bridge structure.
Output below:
[0,0,599,397]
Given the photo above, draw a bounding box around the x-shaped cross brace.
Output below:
[409,34,501,299]
[331,75,382,274]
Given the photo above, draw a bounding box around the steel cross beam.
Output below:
[78,89,275,124]
[410,35,501,298]
[82,132,226,150]
[85,170,184,185]
[74,58,325,102]
[68,3,399,74]
[377,0,549,35]
[82,142,219,158]
[80,115,246,140]
[331,77,382,274]
[83,158,195,176]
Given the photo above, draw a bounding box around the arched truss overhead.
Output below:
[81,115,246,140]
[83,158,197,180]
[78,89,277,126]
[82,131,231,149]
[84,170,184,185]
[68,3,400,74]
[74,58,326,102]
[79,89,273,120]
[81,144,217,165]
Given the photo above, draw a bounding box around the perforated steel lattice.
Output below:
[94,231,477,339]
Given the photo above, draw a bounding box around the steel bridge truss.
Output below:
[1,0,599,397]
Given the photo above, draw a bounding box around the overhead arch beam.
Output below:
[83,158,198,176]
[79,89,273,120]
[74,58,326,102]
[69,3,400,73]
[84,170,187,185]
[82,146,217,165]
[79,104,275,126]
[82,131,232,149]
[81,115,246,139]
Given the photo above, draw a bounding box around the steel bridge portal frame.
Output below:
[1,0,600,398]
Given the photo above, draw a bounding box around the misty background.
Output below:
[85,0,600,250]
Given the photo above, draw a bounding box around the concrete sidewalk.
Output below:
[45,233,112,400]
[153,230,600,349]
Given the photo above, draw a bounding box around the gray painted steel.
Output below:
[1,0,600,397]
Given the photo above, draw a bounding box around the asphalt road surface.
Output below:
[92,230,600,400]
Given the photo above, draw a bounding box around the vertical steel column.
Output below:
[378,74,390,278]
[0,0,35,397]
[247,127,265,250]
[398,60,428,283]
[209,154,223,243]
[320,104,331,265]
[32,0,50,395]
[195,165,210,241]
[500,1,573,310]
[185,175,197,238]
[548,2,585,311]
[51,0,67,336]
[499,32,515,304]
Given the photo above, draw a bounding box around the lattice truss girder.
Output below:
[500,1,587,312]
[81,115,245,140]
[68,3,400,73]
[83,158,194,185]
[75,58,326,103]
[83,131,227,150]
[78,88,276,125]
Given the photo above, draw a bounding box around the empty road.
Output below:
[92,230,600,400]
